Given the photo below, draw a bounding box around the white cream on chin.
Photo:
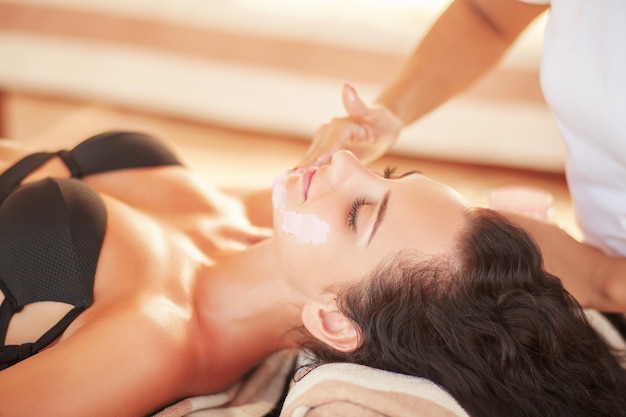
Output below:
[271,173,330,245]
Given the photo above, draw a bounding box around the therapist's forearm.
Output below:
[376,0,547,126]
[595,255,626,313]
[504,212,626,313]
[564,243,626,313]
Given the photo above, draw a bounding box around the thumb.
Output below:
[342,84,369,119]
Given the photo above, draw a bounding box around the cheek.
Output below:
[275,231,376,296]
[280,210,330,245]
[273,213,332,269]
[275,234,337,294]
[272,178,330,245]
[272,190,338,247]
[274,219,336,273]
[273,206,332,246]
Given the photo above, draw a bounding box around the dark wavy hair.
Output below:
[304,208,626,417]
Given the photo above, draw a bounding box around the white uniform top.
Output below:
[521,0,626,256]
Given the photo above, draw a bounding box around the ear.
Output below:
[301,302,362,352]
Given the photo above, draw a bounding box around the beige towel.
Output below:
[153,350,297,417]
[280,362,469,417]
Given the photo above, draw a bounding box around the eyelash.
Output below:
[346,166,418,230]
[383,166,396,179]
[347,197,369,230]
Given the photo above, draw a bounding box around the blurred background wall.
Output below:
[0,0,566,172]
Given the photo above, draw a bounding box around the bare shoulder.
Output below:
[0,139,36,172]
[82,163,249,217]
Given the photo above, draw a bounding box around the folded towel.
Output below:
[153,350,297,417]
[280,361,469,417]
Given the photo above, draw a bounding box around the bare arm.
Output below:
[503,212,626,313]
[0,305,193,417]
[298,0,548,169]
[378,0,548,124]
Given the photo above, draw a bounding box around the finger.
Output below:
[303,121,360,167]
[342,84,369,119]
[297,150,331,169]
[297,125,335,169]
[304,125,329,159]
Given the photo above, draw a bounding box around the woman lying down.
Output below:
[0,131,624,417]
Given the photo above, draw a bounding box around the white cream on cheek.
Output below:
[271,174,330,245]
[281,210,330,245]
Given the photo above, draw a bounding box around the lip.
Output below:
[302,168,317,201]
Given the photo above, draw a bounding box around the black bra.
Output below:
[0,131,182,369]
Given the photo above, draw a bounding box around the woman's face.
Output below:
[272,150,468,298]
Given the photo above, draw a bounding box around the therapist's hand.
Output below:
[297,84,402,169]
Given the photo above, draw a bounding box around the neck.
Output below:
[193,238,305,357]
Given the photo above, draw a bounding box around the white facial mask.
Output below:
[272,173,330,245]
[280,210,330,245]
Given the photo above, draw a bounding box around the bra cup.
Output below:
[0,178,105,308]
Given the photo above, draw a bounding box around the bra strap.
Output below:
[57,149,82,178]
[0,299,14,345]
[0,152,55,202]
[0,305,86,369]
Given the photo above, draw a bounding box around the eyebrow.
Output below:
[396,169,423,178]
[367,190,391,245]
[382,167,423,179]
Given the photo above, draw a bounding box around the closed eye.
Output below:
[348,167,419,235]
[383,166,422,179]
[347,197,371,231]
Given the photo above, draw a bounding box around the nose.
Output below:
[329,150,370,187]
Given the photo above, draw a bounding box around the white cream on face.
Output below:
[271,173,330,245]
[280,210,330,245]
